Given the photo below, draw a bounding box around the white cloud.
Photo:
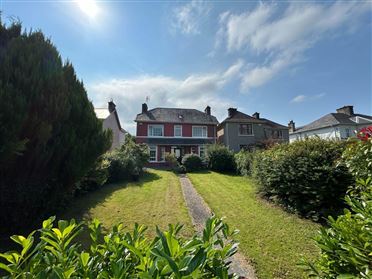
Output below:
[290,92,326,103]
[216,1,371,91]
[171,0,211,35]
[88,62,243,134]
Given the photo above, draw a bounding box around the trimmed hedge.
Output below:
[253,138,352,220]
[0,216,240,278]
[182,153,203,172]
[235,150,256,176]
[207,144,236,173]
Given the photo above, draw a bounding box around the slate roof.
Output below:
[135,108,219,124]
[293,113,372,134]
[219,110,288,129]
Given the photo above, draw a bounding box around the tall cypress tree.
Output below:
[0,19,112,233]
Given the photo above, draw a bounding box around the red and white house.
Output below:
[135,103,218,165]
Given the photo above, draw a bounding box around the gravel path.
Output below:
[179,174,256,279]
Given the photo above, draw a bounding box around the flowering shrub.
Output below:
[0,217,240,278]
[357,125,372,141]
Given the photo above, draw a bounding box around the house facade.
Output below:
[135,104,218,164]
[95,101,127,150]
[289,105,372,142]
[218,108,289,152]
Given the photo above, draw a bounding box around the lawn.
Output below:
[62,169,194,238]
[188,171,320,279]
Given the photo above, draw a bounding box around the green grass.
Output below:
[62,169,193,238]
[188,171,320,279]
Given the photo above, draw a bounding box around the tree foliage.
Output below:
[0,20,111,233]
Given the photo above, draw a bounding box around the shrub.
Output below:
[182,153,203,172]
[74,156,110,195]
[302,178,372,278]
[207,144,236,173]
[106,136,149,183]
[165,153,178,169]
[0,20,111,234]
[253,138,352,220]
[0,216,240,278]
[342,137,372,180]
[235,150,256,176]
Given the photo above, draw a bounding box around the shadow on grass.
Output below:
[0,171,161,252]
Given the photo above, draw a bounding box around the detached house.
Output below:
[95,101,127,150]
[218,108,289,152]
[289,105,372,142]
[135,104,218,164]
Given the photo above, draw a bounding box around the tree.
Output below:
[0,19,112,233]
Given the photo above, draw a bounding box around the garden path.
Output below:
[179,174,256,279]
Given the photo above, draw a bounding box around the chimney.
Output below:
[288,120,295,133]
[108,100,116,113]
[205,106,211,115]
[142,103,148,113]
[336,105,354,116]
[252,112,260,119]
[228,108,237,118]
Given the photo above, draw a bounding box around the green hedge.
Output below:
[253,139,352,220]
[207,144,236,173]
[0,217,239,278]
[235,150,256,176]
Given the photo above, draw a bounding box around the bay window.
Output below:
[149,145,157,162]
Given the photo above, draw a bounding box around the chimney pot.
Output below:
[108,100,116,113]
[336,105,354,116]
[142,103,148,113]
[205,106,211,115]
[252,112,260,119]
[228,108,237,118]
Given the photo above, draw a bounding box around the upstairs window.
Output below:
[174,125,182,137]
[239,124,253,135]
[148,125,164,137]
[192,126,207,138]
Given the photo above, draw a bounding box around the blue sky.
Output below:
[2,0,371,134]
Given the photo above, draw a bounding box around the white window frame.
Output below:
[192,126,207,138]
[174,125,182,137]
[199,145,206,157]
[149,145,157,162]
[160,146,166,162]
[238,124,253,136]
[148,125,164,137]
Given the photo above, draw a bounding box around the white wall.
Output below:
[102,112,126,149]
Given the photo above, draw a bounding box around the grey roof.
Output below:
[293,113,372,134]
[135,108,218,124]
[219,110,288,129]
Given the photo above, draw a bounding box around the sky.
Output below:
[1,0,372,134]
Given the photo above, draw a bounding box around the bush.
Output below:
[253,138,352,220]
[207,144,236,173]
[182,153,203,172]
[235,150,256,176]
[74,157,110,196]
[165,153,178,169]
[0,216,240,278]
[342,137,372,180]
[106,136,149,183]
[0,20,111,234]
[302,178,372,278]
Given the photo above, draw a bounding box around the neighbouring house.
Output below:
[135,103,218,165]
[218,108,289,152]
[289,105,372,142]
[95,100,127,150]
